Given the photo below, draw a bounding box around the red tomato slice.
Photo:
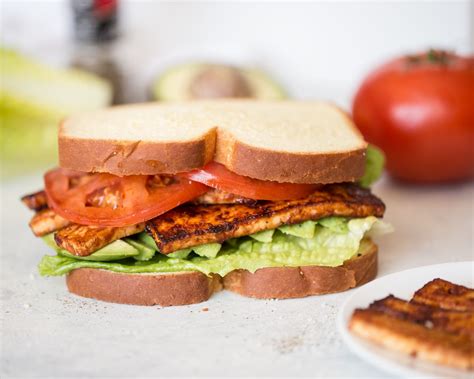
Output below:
[182,162,319,201]
[45,168,209,227]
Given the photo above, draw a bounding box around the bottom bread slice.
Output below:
[66,239,377,306]
[223,239,377,299]
[66,270,222,306]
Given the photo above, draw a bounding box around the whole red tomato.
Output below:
[353,50,474,183]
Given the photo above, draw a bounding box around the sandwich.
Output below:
[21,100,390,306]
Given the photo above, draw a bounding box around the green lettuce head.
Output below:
[0,48,111,179]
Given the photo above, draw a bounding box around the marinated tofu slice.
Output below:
[349,279,474,370]
[370,295,474,339]
[147,184,385,254]
[23,186,257,238]
[21,190,48,211]
[29,209,71,237]
[412,278,474,312]
[349,307,474,370]
[55,223,145,256]
[23,187,257,253]
[22,188,254,210]
[194,189,257,205]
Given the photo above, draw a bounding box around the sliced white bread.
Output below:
[59,100,367,183]
[66,270,222,306]
[66,239,377,306]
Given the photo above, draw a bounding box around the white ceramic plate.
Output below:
[338,261,474,378]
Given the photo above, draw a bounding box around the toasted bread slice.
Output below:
[67,269,222,306]
[59,100,367,183]
[224,239,377,299]
[65,239,377,306]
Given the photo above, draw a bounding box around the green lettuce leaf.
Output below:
[38,254,197,277]
[168,249,192,259]
[192,243,222,258]
[39,217,384,277]
[249,229,275,242]
[317,217,349,233]
[358,144,385,188]
[134,232,222,260]
[279,220,316,238]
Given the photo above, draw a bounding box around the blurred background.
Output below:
[1,0,473,180]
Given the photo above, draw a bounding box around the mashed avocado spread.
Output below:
[39,216,391,277]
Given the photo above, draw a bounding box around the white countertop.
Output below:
[1,174,473,377]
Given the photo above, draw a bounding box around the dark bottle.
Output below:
[70,0,124,104]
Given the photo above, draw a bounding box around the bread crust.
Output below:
[223,241,377,299]
[215,138,366,183]
[58,101,367,183]
[66,269,222,306]
[59,132,365,183]
[213,106,366,183]
[59,132,216,176]
[65,242,377,305]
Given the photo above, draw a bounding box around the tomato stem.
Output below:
[406,49,452,68]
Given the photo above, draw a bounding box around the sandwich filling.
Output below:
[23,147,389,277]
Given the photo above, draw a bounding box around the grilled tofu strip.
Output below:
[350,279,474,370]
[22,188,254,209]
[194,189,257,205]
[55,223,145,256]
[412,279,474,312]
[23,187,255,254]
[350,307,474,370]
[147,184,385,254]
[22,190,48,211]
[23,188,257,238]
[29,209,71,237]
[370,295,474,339]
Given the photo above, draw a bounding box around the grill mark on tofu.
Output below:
[24,189,258,238]
[21,190,48,211]
[412,278,474,312]
[29,209,71,237]
[370,295,474,339]
[350,279,474,370]
[146,184,385,254]
[349,308,474,369]
[55,223,145,256]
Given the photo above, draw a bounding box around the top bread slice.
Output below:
[59,100,367,183]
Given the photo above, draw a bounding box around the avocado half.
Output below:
[152,63,286,101]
